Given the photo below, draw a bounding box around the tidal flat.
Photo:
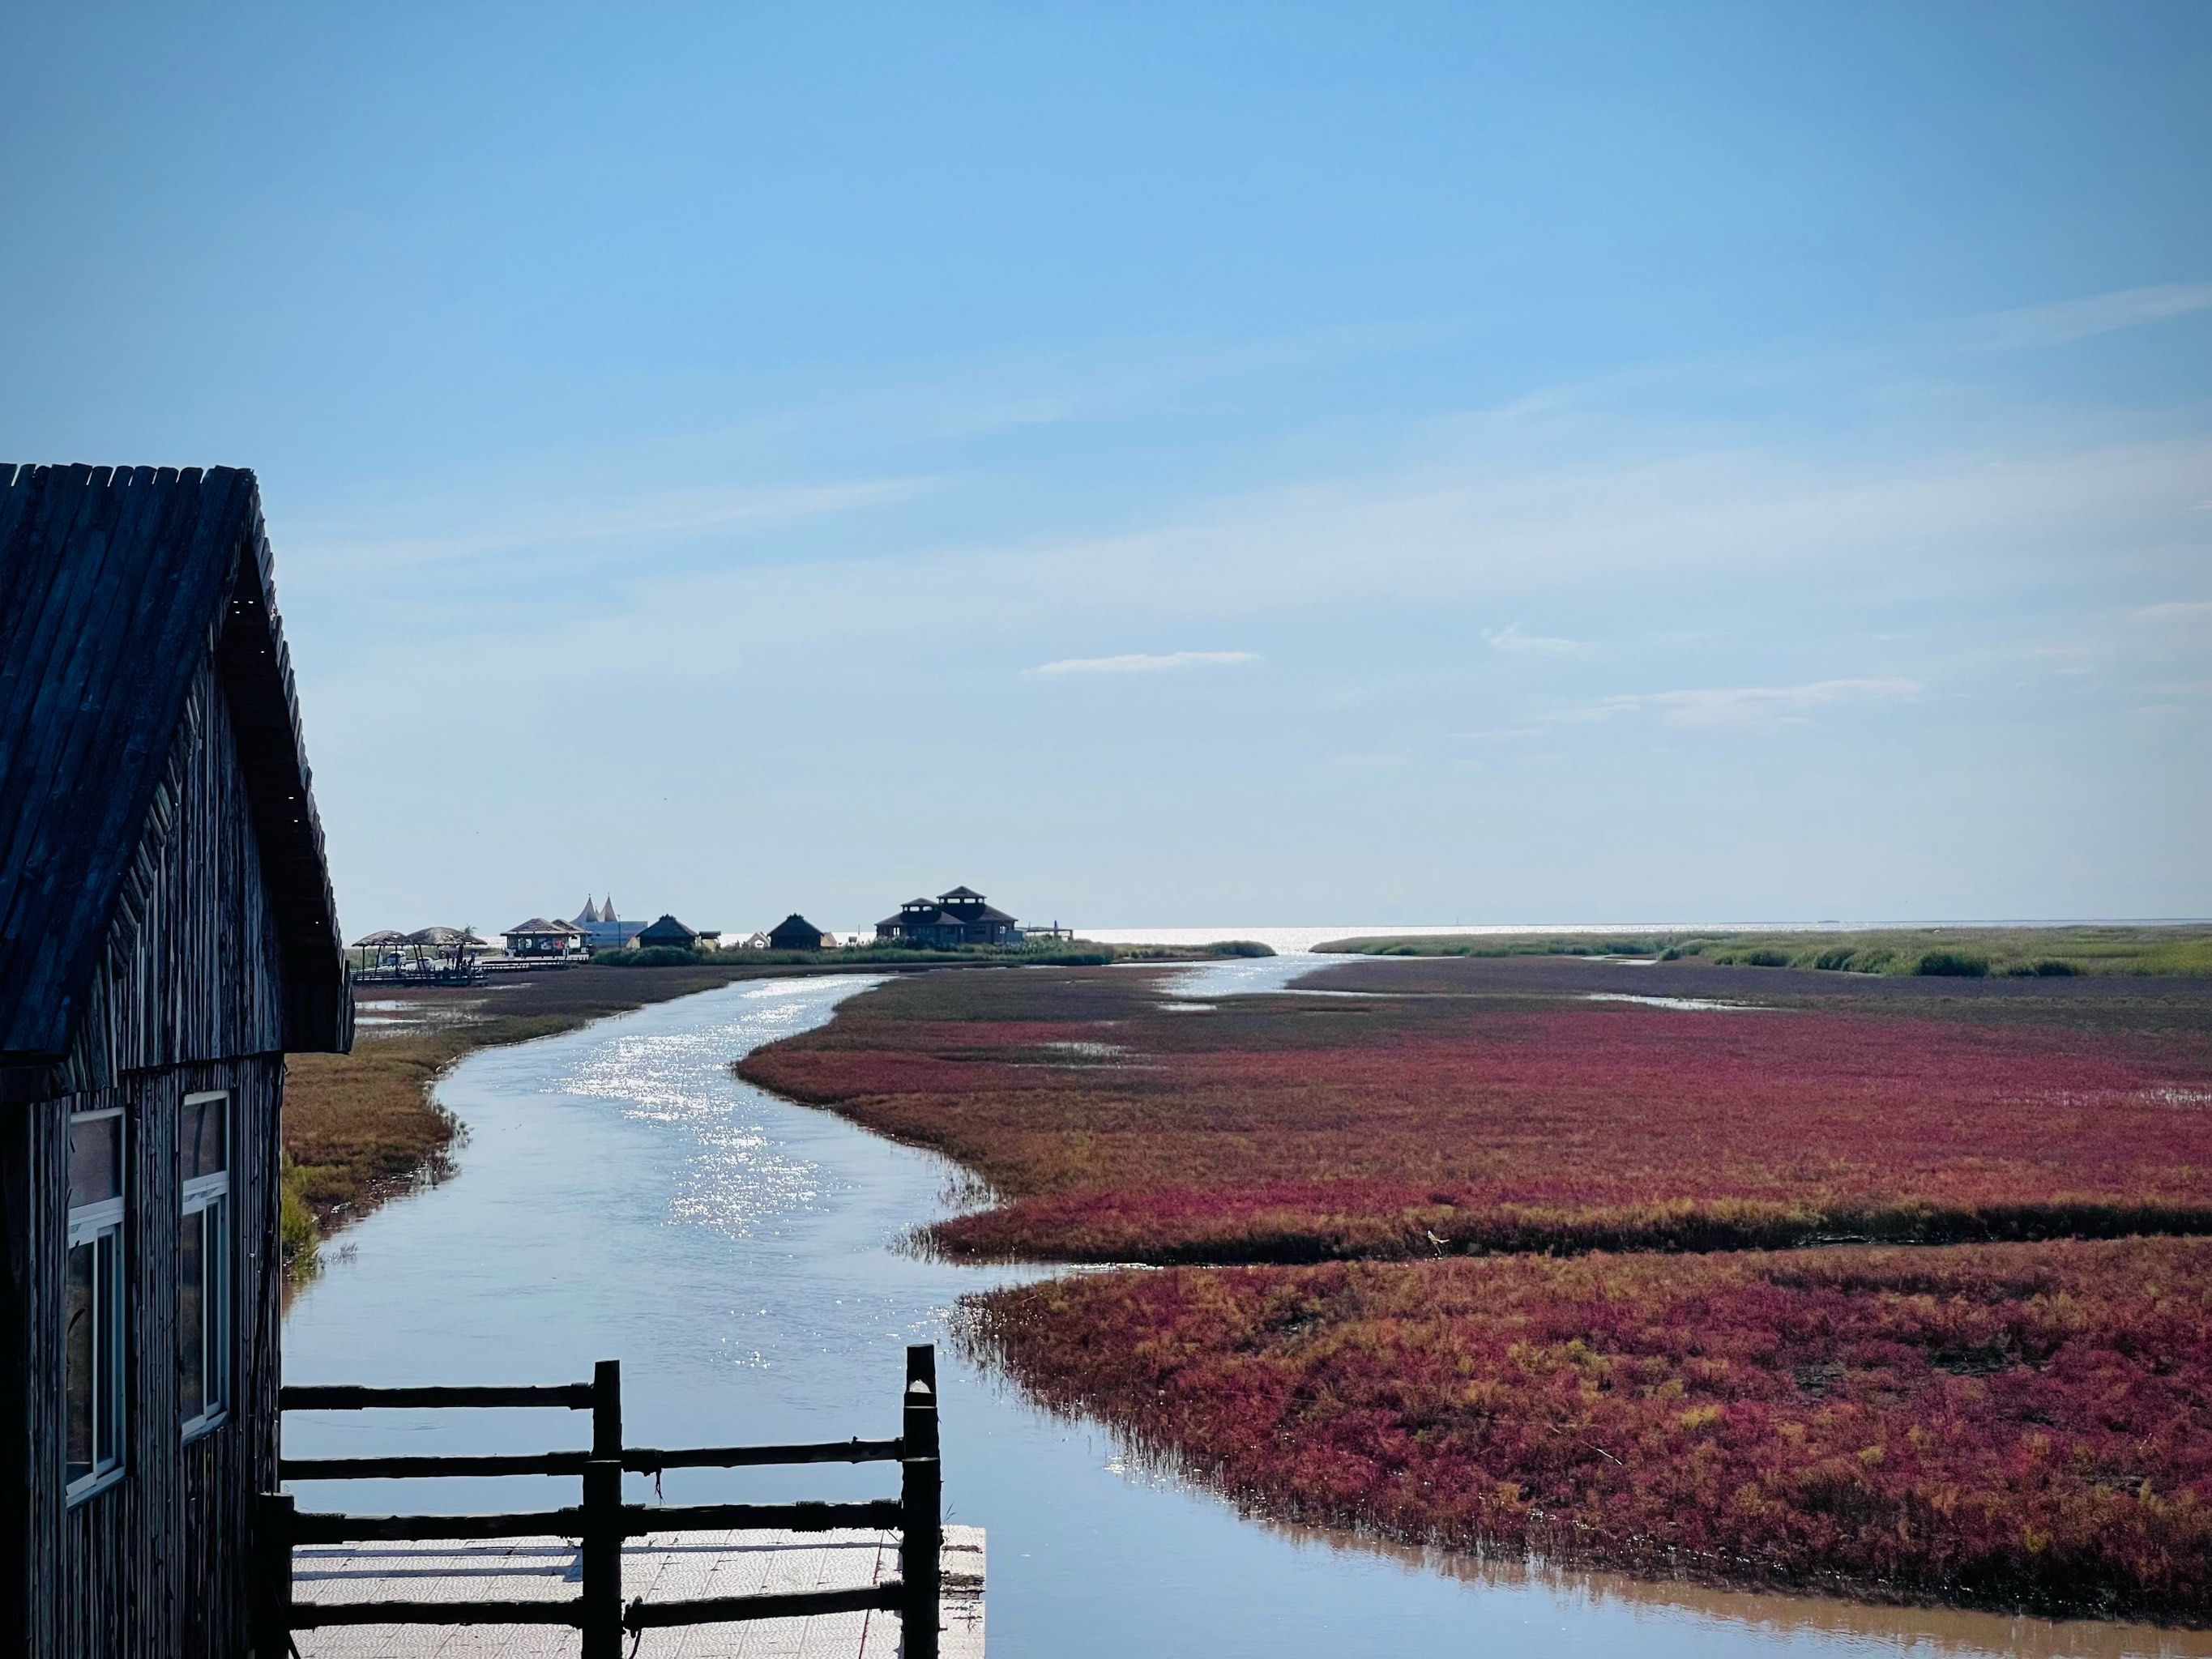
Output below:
[740,953,2212,1621]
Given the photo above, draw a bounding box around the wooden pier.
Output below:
[262,1347,978,1657]
[289,1527,984,1657]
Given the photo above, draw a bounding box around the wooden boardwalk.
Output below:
[293,1526,984,1658]
[271,1350,963,1659]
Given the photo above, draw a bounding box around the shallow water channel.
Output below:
[284,963,2210,1658]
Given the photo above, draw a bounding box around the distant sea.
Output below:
[1080,922,1735,953]
[1074,919,2176,954]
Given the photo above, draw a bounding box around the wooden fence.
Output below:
[254,1345,942,1659]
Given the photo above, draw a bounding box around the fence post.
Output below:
[904,1344,937,1441]
[252,1491,294,1659]
[592,1358,622,1461]
[900,1344,941,1659]
[583,1458,624,1659]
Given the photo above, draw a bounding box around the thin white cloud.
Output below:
[1573,676,1923,730]
[1466,676,1921,740]
[1482,622,1578,652]
[2137,599,2212,625]
[1976,284,2212,352]
[1032,650,1259,676]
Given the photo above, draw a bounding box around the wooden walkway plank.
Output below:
[290,1526,984,1659]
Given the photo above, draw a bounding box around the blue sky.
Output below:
[4,2,2208,934]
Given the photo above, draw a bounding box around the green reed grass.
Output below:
[1320,924,2212,976]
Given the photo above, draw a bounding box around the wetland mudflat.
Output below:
[286,967,2212,1656]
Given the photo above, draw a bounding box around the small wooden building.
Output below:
[767,914,831,950]
[635,915,703,951]
[0,465,352,1658]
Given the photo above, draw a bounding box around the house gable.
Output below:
[49,658,291,1098]
[0,465,348,1080]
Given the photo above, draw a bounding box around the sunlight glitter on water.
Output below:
[556,980,870,1236]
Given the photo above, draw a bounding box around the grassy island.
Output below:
[1318,923,2212,979]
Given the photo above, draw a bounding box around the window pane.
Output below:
[66,1240,94,1482]
[180,1209,204,1421]
[69,1115,119,1207]
[179,1098,226,1182]
[209,1197,228,1414]
[96,1232,119,1469]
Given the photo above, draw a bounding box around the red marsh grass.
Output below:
[967,1239,2212,1621]
[735,957,2212,1263]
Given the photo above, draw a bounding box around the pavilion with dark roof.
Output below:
[875,886,1023,948]
[502,917,588,957]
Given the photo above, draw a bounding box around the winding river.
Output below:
[283,964,2211,1658]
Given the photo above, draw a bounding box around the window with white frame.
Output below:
[178,1092,230,1435]
[66,1107,126,1499]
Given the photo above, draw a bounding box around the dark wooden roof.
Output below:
[768,913,826,942]
[938,885,986,902]
[0,464,350,1063]
[637,914,698,943]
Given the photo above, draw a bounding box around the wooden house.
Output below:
[0,465,351,1658]
[874,886,1023,947]
[767,914,831,950]
[634,915,702,951]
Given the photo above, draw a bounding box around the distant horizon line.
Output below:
[358,915,2212,944]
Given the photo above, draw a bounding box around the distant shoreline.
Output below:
[1081,917,2212,948]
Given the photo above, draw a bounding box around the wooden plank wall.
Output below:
[3,649,288,1657]
[58,655,287,1095]
[17,1058,284,1659]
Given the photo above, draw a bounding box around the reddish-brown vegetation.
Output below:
[970,1239,2212,1620]
[737,960,2212,1263]
[743,956,2212,1612]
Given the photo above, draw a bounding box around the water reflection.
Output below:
[1262,1523,2211,1658]
[283,970,2210,1658]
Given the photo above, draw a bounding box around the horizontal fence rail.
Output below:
[626,1435,905,1472]
[622,1499,905,1534]
[256,1348,942,1659]
[626,1582,905,1630]
[289,1507,586,1546]
[281,1450,590,1480]
[279,1435,907,1482]
[280,1382,598,1410]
